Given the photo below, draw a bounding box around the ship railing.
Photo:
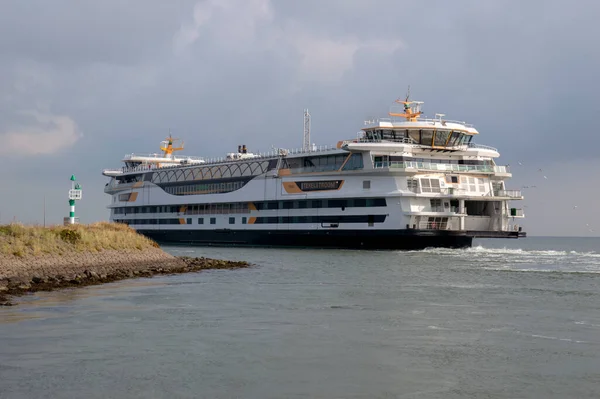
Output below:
[374,161,508,173]
[102,168,123,175]
[497,190,522,198]
[417,221,449,230]
[365,117,475,128]
[467,143,498,151]
[285,145,339,155]
[494,165,510,173]
[111,145,339,175]
[342,137,418,146]
[123,153,206,162]
[344,137,497,153]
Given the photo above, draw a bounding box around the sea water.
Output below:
[1,237,599,398]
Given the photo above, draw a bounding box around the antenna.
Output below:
[303,109,311,152]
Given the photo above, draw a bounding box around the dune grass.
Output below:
[0,222,159,257]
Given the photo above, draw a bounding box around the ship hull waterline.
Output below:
[136,229,523,250]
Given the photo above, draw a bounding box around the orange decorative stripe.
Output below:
[278,168,291,176]
[128,192,138,202]
[179,218,186,224]
[248,202,257,211]
[132,182,144,188]
[248,217,256,224]
[282,182,303,194]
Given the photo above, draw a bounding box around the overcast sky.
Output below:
[1,0,598,236]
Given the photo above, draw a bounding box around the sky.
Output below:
[0,0,599,236]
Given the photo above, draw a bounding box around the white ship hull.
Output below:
[103,98,526,249]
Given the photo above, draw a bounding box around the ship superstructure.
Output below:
[103,96,525,249]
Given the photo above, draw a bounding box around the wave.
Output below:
[407,245,600,273]
[415,246,600,257]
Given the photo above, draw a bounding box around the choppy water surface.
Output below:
[2,237,600,398]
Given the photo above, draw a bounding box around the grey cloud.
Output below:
[0,0,197,66]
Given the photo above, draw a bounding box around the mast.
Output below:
[303,109,311,152]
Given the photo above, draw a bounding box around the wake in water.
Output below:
[408,246,600,273]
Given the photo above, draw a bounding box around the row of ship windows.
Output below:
[111,198,388,215]
[163,181,245,195]
[281,153,364,174]
[383,157,493,165]
[253,215,386,224]
[114,214,386,225]
[365,129,473,147]
[114,218,247,225]
[255,197,386,210]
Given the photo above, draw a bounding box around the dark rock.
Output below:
[31,276,44,284]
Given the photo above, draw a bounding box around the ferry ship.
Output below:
[102,95,526,249]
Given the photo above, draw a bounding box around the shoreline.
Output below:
[0,223,250,306]
[0,255,249,306]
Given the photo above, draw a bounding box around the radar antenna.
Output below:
[389,85,423,121]
[160,132,184,158]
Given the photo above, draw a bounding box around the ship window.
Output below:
[448,132,461,146]
[467,177,477,192]
[229,217,235,224]
[198,218,204,224]
[363,180,371,189]
[446,175,459,184]
[186,218,191,224]
[430,199,442,211]
[380,130,394,139]
[421,178,441,193]
[210,217,216,225]
[408,130,420,143]
[420,130,434,146]
[407,179,419,192]
[434,130,450,147]
[328,199,346,208]
[477,177,486,193]
[242,217,247,224]
[353,198,366,207]
[342,153,364,170]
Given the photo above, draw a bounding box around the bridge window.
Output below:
[420,130,434,146]
[408,130,420,143]
[433,130,450,147]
